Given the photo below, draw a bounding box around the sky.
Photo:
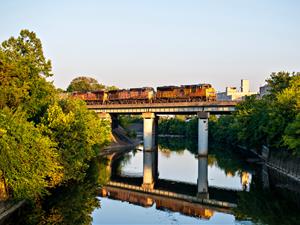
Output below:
[1,0,300,92]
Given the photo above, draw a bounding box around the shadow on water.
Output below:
[4,158,109,225]
[5,137,300,225]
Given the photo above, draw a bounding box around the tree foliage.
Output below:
[0,108,61,200]
[0,30,56,122]
[210,72,300,155]
[66,76,105,92]
[66,76,118,92]
[42,99,111,182]
[0,30,111,200]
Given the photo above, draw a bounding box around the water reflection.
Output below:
[6,138,300,225]
[113,140,252,191]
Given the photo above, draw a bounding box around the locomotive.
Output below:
[71,83,216,104]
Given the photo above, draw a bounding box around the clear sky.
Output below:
[1,0,299,92]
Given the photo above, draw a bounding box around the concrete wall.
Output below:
[267,151,300,182]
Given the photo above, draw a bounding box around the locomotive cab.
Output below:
[205,87,216,101]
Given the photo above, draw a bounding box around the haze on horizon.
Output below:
[1,0,299,92]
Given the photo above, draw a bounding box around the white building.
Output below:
[217,79,258,101]
[259,84,271,97]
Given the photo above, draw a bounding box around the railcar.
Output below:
[107,87,154,104]
[129,87,154,103]
[155,83,216,102]
[155,86,184,102]
[71,90,107,104]
[107,89,129,104]
[181,84,216,101]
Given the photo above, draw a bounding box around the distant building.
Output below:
[217,79,258,101]
[259,84,271,97]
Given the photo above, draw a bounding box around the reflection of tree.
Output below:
[8,159,103,225]
[97,157,111,185]
[209,145,250,176]
[159,149,172,158]
[111,152,134,176]
[158,137,186,153]
[159,137,251,176]
[235,182,300,225]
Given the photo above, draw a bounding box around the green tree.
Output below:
[266,71,294,96]
[0,108,61,200]
[0,29,57,122]
[42,98,111,182]
[66,76,105,92]
[0,30,113,201]
[284,113,300,153]
[210,72,300,155]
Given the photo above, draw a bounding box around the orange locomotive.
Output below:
[155,84,216,102]
[71,83,216,104]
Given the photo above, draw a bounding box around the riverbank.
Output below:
[237,145,300,183]
[0,200,26,225]
[99,126,141,156]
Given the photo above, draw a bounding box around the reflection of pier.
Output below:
[134,148,211,197]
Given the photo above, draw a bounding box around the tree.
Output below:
[284,113,300,153]
[0,108,62,200]
[0,30,112,201]
[209,72,300,155]
[66,76,105,92]
[0,29,57,122]
[266,71,296,96]
[41,98,111,182]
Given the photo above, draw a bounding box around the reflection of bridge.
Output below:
[100,149,243,218]
[89,101,237,156]
[100,185,231,219]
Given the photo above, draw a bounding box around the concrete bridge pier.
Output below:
[142,112,157,151]
[142,150,158,190]
[111,114,119,129]
[198,112,209,156]
[197,156,209,199]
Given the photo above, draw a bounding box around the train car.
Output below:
[107,87,154,104]
[181,84,216,101]
[71,90,107,104]
[155,83,216,102]
[129,87,155,103]
[203,84,217,101]
[156,86,183,102]
[107,89,131,104]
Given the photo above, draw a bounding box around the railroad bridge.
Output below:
[87,101,237,156]
[88,101,238,196]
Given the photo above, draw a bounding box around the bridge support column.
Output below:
[198,112,209,156]
[142,112,157,151]
[142,150,157,190]
[197,156,209,199]
[111,114,119,130]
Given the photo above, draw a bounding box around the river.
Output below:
[6,137,300,225]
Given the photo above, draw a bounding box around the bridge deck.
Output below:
[87,101,238,114]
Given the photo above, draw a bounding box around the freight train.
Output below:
[71,84,216,104]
